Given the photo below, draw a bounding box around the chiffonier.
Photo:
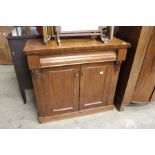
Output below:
[24,38,130,123]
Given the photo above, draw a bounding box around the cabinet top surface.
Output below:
[24,38,131,55]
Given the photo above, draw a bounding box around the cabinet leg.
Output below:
[114,100,125,111]
[119,104,125,111]
[115,102,127,111]
[114,96,126,111]
[20,89,26,104]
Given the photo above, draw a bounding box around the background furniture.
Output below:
[0,26,12,64]
[115,26,155,110]
[7,27,42,103]
[24,38,130,122]
[151,89,155,101]
[132,28,155,103]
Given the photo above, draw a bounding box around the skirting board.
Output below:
[39,105,114,123]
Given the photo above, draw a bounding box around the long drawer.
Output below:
[40,51,117,68]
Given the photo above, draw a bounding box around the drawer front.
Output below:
[40,51,117,68]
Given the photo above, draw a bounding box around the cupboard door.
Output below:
[80,62,113,110]
[42,65,80,115]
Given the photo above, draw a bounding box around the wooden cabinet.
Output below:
[132,29,155,103]
[0,26,12,64]
[151,89,155,102]
[116,26,155,108]
[7,27,42,103]
[24,38,130,122]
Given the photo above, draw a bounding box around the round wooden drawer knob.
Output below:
[99,71,104,75]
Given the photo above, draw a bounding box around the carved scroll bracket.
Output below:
[32,69,42,80]
[115,61,122,71]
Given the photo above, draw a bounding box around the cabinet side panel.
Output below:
[132,29,155,103]
[107,62,121,106]
[151,88,155,102]
[115,26,142,104]
[8,39,33,89]
[122,27,154,104]
[116,26,154,104]
[31,70,46,116]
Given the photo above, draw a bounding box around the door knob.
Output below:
[74,73,79,78]
[0,32,6,37]
[99,71,104,75]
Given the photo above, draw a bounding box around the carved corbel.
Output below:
[31,69,42,80]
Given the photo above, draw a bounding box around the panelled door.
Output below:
[42,65,80,115]
[80,62,113,110]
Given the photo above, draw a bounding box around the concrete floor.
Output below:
[0,65,155,129]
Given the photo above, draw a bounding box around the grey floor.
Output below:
[0,65,155,129]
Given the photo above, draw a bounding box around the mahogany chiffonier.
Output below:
[24,38,130,123]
